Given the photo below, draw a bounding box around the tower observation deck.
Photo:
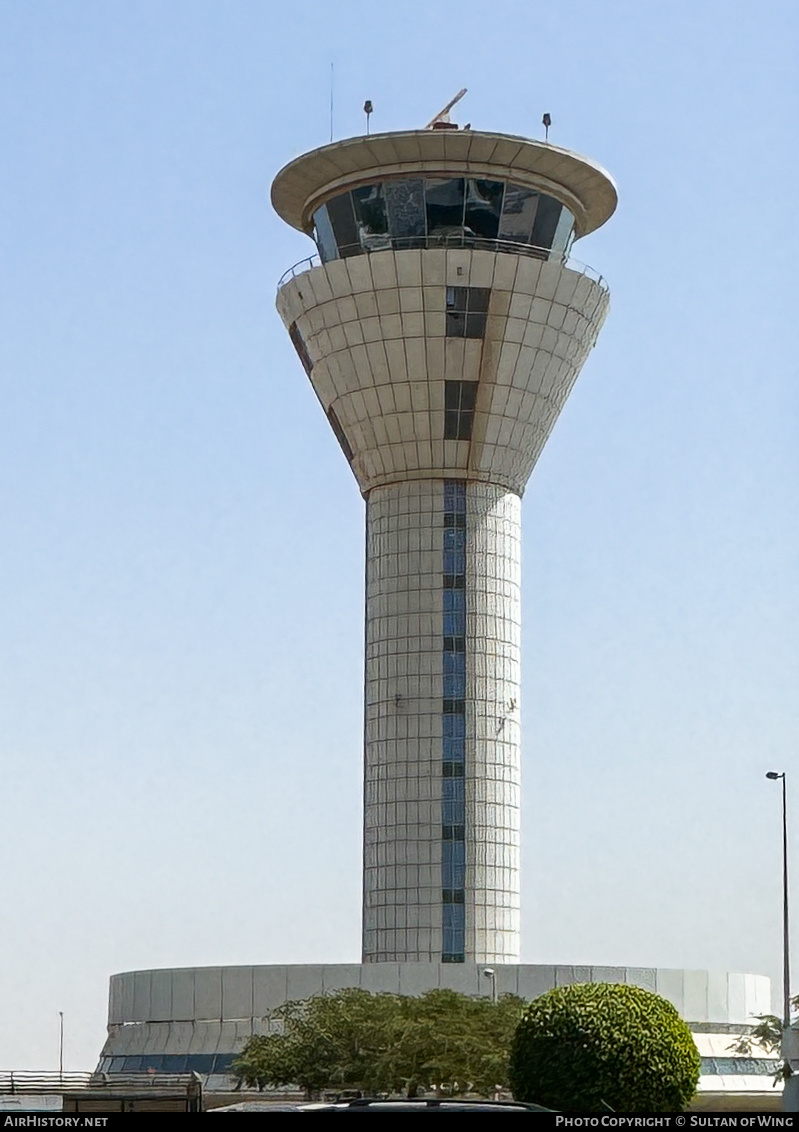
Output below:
[272,127,617,965]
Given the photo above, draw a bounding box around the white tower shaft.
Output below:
[363,480,521,963]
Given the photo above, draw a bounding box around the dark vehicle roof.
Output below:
[297,1098,551,1112]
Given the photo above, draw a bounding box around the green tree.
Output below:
[509,983,700,1113]
[231,1032,302,1094]
[383,989,524,1097]
[729,1014,781,1058]
[233,989,404,1096]
[232,987,526,1098]
[728,996,799,1082]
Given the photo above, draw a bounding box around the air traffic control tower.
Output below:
[98,122,776,1103]
[271,122,617,967]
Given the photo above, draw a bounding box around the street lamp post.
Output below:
[481,968,499,1099]
[766,771,796,1110]
[482,967,497,1005]
[58,1011,64,1080]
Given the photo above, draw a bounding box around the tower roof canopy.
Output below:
[271,129,616,239]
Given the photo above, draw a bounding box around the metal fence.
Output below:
[0,1071,93,1094]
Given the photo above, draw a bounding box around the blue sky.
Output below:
[0,0,796,1069]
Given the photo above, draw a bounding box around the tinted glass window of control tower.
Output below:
[312,177,574,261]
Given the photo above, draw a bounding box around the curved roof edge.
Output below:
[271,129,617,238]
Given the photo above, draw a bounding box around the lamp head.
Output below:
[766,771,784,780]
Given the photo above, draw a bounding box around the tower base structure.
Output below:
[98,962,779,1109]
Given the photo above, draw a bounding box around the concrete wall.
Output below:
[106,963,771,1039]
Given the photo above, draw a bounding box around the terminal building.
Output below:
[99,113,778,1107]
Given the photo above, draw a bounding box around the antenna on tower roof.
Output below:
[329,63,334,143]
[424,88,467,130]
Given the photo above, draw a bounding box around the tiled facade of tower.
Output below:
[272,128,616,965]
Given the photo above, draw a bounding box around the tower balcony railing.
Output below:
[277,235,608,293]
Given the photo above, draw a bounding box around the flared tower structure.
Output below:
[272,124,616,967]
[98,126,777,1097]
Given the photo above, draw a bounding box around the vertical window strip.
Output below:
[445,287,490,340]
[442,479,467,963]
[327,405,354,464]
[444,381,479,440]
[288,322,313,376]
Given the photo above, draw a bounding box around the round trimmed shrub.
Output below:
[509,983,700,1113]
